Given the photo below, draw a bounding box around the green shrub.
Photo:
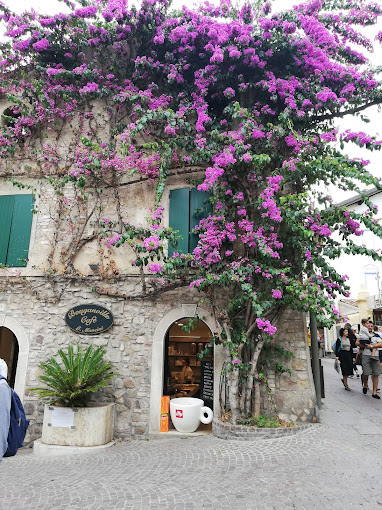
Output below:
[29,344,117,407]
[236,415,296,428]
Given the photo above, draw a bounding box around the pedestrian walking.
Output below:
[358,318,374,391]
[357,320,382,399]
[344,323,359,378]
[372,325,382,392]
[0,358,11,463]
[335,328,353,391]
[374,326,382,369]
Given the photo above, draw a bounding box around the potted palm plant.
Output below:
[30,344,117,452]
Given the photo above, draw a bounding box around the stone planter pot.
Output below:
[41,403,115,447]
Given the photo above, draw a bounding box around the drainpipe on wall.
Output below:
[309,312,322,409]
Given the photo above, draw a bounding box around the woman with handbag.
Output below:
[344,323,360,378]
[335,328,353,391]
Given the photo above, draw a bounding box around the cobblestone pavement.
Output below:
[2,358,382,510]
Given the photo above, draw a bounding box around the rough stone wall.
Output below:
[1,274,317,442]
[272,309,317,423]
[0,280,317,442]
[239,309,317,423]
[0,278,203,441]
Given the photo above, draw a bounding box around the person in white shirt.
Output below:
[373,326,382,369]
[0,358,11,462]
[357,320,382,398]
[180,358,193,383]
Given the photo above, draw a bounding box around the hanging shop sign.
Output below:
[65,304,114,335]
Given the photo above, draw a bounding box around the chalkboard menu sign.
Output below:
[201,361,214,409]
[65,304,114,335]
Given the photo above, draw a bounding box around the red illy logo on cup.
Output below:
[175,409,183,418]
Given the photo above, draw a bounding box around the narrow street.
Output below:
[1,358,382,510]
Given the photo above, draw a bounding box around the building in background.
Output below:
[323,188,382,351]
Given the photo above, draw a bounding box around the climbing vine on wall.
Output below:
[1,0,382,421]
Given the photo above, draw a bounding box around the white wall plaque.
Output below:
[49,407,75,428]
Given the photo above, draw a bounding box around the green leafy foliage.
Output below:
[29,344,117,407]
[236,415,296,428]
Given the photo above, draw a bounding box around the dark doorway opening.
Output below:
[163,318,214,431]
[0,327,19,388]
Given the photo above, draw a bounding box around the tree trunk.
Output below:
[253,370,261,417]
[229,369,240,424]
[238,343,247,415]
[227,347,240,424]
[250,338,265,417]
[244,372,253,416]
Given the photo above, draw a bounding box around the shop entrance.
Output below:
[0,327,19,388]
[149,304,224,436]
[163,318,214,430]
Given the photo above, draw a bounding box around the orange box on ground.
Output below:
[160,396,170,432]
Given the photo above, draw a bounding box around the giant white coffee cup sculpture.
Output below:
[170,397,213,433]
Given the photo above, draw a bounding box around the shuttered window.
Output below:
[168,188,212,256]
[0,195,33,267]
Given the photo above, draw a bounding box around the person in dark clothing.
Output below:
[335,327,353,390]
[344,323,359,377]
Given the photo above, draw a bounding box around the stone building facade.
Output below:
[0,278,317,442]
[0,96,318,443]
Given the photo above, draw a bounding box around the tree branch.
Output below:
[311,98,382,123]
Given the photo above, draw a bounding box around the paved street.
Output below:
[1,358,382,510]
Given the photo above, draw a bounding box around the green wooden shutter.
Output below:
[0,195,15,265]
[169,188,190,256]
[189,189,212,253]
[6,195,33,267]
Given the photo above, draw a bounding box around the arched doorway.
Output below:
[0,316,29,400]
[149,304,224,436]
[0,327,19,388]
[163,318,213,412]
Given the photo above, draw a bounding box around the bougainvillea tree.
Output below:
[1,0,382,422]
